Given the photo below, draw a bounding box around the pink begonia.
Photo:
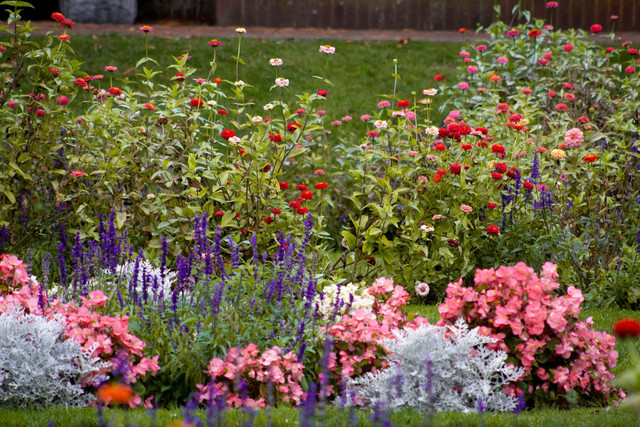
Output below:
[198,343,306,407]
[324,277,429,388]
[0,260,159,407]
[437,262,622,404]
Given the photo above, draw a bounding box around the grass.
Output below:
[36,34,460,123]
[0,405,635,427]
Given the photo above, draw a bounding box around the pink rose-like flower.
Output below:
[475,45,487,52]
[467,65,478,74]
[563,44,574,52]
[448,110,460,119]
[497,56,508,64]
[377,100,391,108]
[564,127,584,148]
[460,204,473,214]
[507,29,519,37]
[457,82,469,91]
[360,114,371,121]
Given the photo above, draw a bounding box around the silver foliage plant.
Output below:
[343,319,525,413]
[0,308,108,407]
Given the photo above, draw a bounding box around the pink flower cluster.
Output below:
[197,343,306,408]
[0,257,159,407]
[0,254,30,292]
[437,262,619,404]
[326,277,428,379]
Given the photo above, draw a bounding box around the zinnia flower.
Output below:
[97,383,134,405]
[139,25,153,32]
[613,318,640,339]
[319,44,335,54]
[583,154,598,162]
[275,77,289,87]
[190,98,204,107]
[415,282,430,297]
[221,129,236,140]
[590,24,603,33]
[528,29,541,38]
[564,128,584,148]
[487,224,500,236]
[51,12,65,22]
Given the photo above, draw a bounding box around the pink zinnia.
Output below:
[467,65,478,74]
[564,128,584,148]
[457,82,469,91]
[360,114,371,121]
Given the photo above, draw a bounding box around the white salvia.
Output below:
[313,282,375,319]
[0,308,108,407]
[343,319,524,413]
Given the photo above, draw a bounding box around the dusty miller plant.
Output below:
[0,308,108,407]
[343,319,524,413]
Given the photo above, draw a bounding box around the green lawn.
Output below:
[44,34,460,122]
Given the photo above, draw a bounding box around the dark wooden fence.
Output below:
[18,0,640,32]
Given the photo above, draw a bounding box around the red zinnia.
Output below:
[289,201,300,209]
[436,169,447,176]
[523,181,534,191]
[528,29,541,38]
[461,143,473,151]
[613,318,640,339]
[264,217,273,224]
[190,98,204,107]
[214,210,224,217]
[269,133,282,143]
[287,122,301,133]
[214,78,223,84]
[491,172,503,180]
[434,143,446,151]
[297,207,309,215]
[487,202,497,209]
[175,73,185,82]
[317,89,328,97]
[487,224,500,236]
[494,162,507,173]
[397,100,410,108]
[315,182,328,189]
[296,184,308,191]
[301,190,313,200]
[271,208,282,215]
[590,24,603,33]
[221,129,236,140]
[217,109,227,115]
[108,87,122,96]
[449,163,461,175]
[491,144,505,154]
[279,181,290,190]
[433,174,442,183]
[51,12,65,22]
[584,154,598,162]
[433,74,444,81]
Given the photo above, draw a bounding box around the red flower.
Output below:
[583,154,598,162]
[262,164,271,173]
[287,122,301,133]
[433,74,444,81]
[35,109,45,117]
[449,163,462,175]
[301,190,313,200]
[555,103,568,112]
[174,73,185,82]
[61,18,75,29]
[190,98,204,107]
[315,182,328,190]
[297,207,309,215]
[433,174,442,183]
[296,184,308,191]
[528,29,541,38]
[613,318,640,339]
[157,117,168,124]
[264,217,273,224]
[487,224,500,236]
[364,255,376,265]
[506,167,519,179]
[74,78,88,87]
[486,202,497,209]
[269,133,282,143]
[271,208,282,215]
[317,89,328,97]
[208,39,222,47]
[494,162,507,173]
[58,34,71,42]
[397,100,410,108]
[144,103,155,110]
[214,210,224,217]
[434,143,446,151]
[523,181,534,191]
[367,131,379,138]
[461,143,473,151]
[51,12,65,22]
[107,87,122,96]
[289,201,300,209]
[458,28,467,33]
[436,169,447,176]
[447,239,460,248]
[590,24,603,33]
[491,144,505,154]
[217,109,227,115]
[491,172,503,180]
[221,129,236,140]
[49,67,60,75]
[214,78,223,84]
[279,182,289,190]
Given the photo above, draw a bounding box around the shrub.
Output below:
[0,308,107,408]
[343,319,524,413]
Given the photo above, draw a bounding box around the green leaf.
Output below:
[115,211,127,229]
[341,230,356,250]
[3,191,15,204]
[220,210,236,228]
[0,1,35,8]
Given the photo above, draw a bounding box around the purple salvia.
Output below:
[211,282,224,316]
[531,152,540,184]
[300,382,317,427]
[130,248,143,299]
[56,241,67,291]
[213,226,226,279]
[71,232,83,299]
[141,264,149,303]
[160,236,168,281]
[41,252,51,289]
[228,235,240,270]
[297,342,308,361]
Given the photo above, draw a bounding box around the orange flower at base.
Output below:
[97,383,134,405]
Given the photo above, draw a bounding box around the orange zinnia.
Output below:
[97,383,134,405]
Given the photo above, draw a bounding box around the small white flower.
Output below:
[234,80,245,87]
[206,100,217,106]
[426,126,439,136]
[228,136,241,144]
[391,110,405,118]
[146,193,155,199]
[275,77,289,87]
[235,27,246,34]
[269,58,283,66]
[374,120,387,129]
[263,103,275,111]
[422,88,438,96]
[319,44,336,54]
[251,115,263,123]
[420,225,434,232]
